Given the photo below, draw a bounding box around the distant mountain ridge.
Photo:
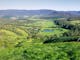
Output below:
[0,9,80,18]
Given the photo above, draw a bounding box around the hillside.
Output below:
[0,10,80,19]
[0,10,80,60]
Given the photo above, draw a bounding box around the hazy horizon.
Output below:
[0,0,80,11]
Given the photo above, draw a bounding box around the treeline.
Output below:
[43,19,80,43]
[54,19,80,36]
[44,36,80,43]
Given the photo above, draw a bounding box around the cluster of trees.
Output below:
[54,19,80,36]
[43,19,80,43]
[0,42,80,60]
[44,36,80,43]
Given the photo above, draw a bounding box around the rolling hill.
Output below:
[0,9,80,19]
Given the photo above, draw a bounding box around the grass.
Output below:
[27,18,56,27]
[70,20,80,25]
[38,28,68,37]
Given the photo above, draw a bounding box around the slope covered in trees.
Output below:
[0,17,80,60]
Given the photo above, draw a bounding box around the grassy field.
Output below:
[38,28,68,37]
[70,20,80,25]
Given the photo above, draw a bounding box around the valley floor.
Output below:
[0,18,80,60]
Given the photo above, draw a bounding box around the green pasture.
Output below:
[70,20,80,25]
[38,28,68,37]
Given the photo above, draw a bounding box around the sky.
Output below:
[0,0,80,11]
